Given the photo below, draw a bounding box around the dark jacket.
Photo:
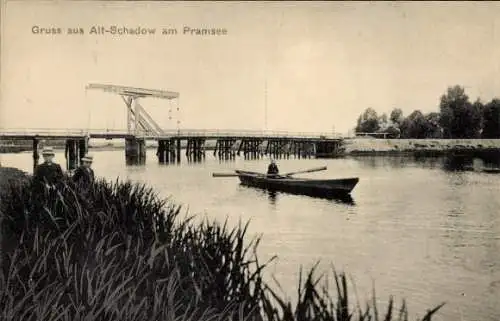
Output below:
[72,166,95,188]
[33,162,64,186]
[267,163,279,175]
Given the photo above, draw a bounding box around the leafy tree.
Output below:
[389,108,404,126]
[468,99,484,138]
[438,85,482,138]
[377,113,390,133]
[482,98,500,138]
[379,113,388,125]
[424,112,442,138]
[355,108,380,133]
[401,110,429,138]
[385,125,401,138]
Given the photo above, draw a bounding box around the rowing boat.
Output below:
[234,170,359,197]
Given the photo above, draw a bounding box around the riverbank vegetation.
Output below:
[0,168,443,320]
[355,85,500,139]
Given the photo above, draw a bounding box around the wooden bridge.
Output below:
[0,127,344,168]
[0,84,344,170]
[0,128,342,141]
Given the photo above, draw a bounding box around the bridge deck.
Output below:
[0,129,343,141]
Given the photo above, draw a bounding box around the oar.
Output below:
[213,166,327,178]
[282,166,327,177]
[212,173,239,177]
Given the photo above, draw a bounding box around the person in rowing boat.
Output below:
[267,159,280,177]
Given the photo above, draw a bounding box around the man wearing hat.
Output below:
[33,147,64,188]
[72,154,95,189]
[267,159,279,177]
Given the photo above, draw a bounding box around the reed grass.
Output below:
[0,170,444,321]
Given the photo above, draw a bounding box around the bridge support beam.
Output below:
[265,139,290,159]
[176,139,181,163]
[315,141,341,158]
[287,141,314,159]
[186,138,205,162]
[238,139,263,160]
[214,139,236,161]
[65,138,88,170]
[32,138,39,173]
[302,142,315,158]
[157,139,177,164]
[125,138,146,165]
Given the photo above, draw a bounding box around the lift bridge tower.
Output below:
[86,83,180,163]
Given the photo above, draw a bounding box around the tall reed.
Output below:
[0,172,444,321]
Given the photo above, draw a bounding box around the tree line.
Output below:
[355,85,500,139]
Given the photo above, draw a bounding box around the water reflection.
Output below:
[125,156,146,166]
[239,184,355,206]
[353,152,500,173]
[443,153,500,172]
[443,155,472,171]
[267,190,277,205]
[354,155,436,169]
[186,155,205,163]
[217,154,236,163]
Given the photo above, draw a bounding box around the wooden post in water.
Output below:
[125,137,146,165]
[78,138,87,163]
[176,138,181,163]
[65,139,79,171]
[157,140,165,163]
[32,138,39,173]
[213,140,219,156]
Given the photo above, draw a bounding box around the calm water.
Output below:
[1,150,499,321]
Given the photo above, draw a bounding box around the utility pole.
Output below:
[264,79,268,131]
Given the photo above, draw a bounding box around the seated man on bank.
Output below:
[33,147,64,189]
[72,155,95,189]
[267,159,279,177]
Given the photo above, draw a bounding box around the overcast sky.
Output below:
[1,1,499,134]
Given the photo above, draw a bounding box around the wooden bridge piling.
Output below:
[65,138,88,170]
[157,140,165,163]
[125,138,146,165]
[157,139,179,164]
[176,139,181,163]
[265,139,289,159]
[186,138,206,162]
[1,128,345,167]
[237,139,262,159]
[215,138,236,159]
[316,141,341,158]
[32,138,39,172]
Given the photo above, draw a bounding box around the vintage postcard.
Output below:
[0,1,499,321]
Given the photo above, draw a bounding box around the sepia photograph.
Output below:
[0,1,499,320]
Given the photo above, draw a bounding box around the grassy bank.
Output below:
[344,138,500,156]
[0,167,443,320]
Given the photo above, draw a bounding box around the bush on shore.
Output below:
[0,168,444,320]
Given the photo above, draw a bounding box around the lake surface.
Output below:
[1,150,499,321]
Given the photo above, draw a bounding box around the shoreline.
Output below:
[344,148,500,157]
[342,138,500,156]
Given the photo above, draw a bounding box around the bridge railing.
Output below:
[0,128,89,137]
[95,129,344,139]
[0,128,344,139]
[154,129,342,139]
